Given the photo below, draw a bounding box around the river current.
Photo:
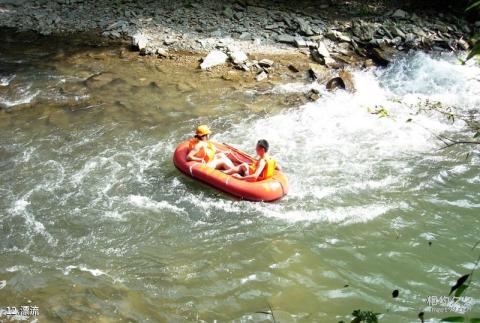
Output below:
[0,39,479,322]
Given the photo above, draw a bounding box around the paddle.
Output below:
[222,143,256,163]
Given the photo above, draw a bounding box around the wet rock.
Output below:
[222,70,242,81]
[307,88,320,101]
[258,59,274,67]
[288,64,300,73]
[338,70,355,92]
[369,46,395,66]
[256,71,268,82]
[309,63,331,83]
[326,77,345,91]
[200,50,228,70]
[59,81,89,97]
[85,72,116,89]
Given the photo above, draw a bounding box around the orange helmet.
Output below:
[195,125,211,136]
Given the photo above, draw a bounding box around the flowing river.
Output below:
[0,37,479,322]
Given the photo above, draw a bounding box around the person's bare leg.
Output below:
[224,163,248,175]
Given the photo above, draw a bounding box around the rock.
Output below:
[132,33,148,52]
[222,70,242,81]
[85,72,116,89]
[392,27,406,39]
[475,21,480,28]
[200,50,228,70]
[326,77,346,91]
[308,63,331,83]
[265,22,284,30]
[288,64,300,73]
[258,59,274,67]
[458,39,469,50]
[307,89,320,101]
[326,30,352,43]
[369,47,395,66]
[256,71,268,82]
[239,32,251,40]
[317,41,331,58]
[311,46,337,68]
[392,9,409,19]
[276,34,296,44]
[229,50,248,64]
[295,17,314,36]
[223,5,234,19]
[338,70,355,92]
[164,38,176,45]
[292,36,316,48]
[351,20,375,41]
[156,48,168,57]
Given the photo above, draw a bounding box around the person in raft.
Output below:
[224,139,281,181]
[187,125,235,170]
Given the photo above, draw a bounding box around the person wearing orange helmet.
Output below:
[187,125,235,170]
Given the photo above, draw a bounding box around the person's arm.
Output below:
[275,162,281,171]
[235,159,265,181]
[186,143,204,163]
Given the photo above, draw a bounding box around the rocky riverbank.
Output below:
[0,0,478,90]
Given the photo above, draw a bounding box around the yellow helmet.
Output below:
[195,125,211,136]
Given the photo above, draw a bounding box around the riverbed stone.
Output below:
[229,50,248,64]
[85,72,117,89]
[200,50,228,70]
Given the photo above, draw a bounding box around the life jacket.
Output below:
[189,138,216,163]
[249,154,276,181]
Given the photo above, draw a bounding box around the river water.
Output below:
[0,39,479,322]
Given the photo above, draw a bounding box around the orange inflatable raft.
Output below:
[173,141,288,202]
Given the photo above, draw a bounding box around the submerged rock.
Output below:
[200,50,228,70]
[85,72,117,89]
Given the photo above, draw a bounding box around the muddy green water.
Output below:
[0,39,479,322]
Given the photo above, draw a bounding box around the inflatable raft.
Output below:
[173,141,288,201]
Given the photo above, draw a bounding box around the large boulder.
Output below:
[200,50,228,70]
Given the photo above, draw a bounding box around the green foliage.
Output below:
[449,274,470,296]
[466,1,480,61]
[351,309,380,323]
[441,317,465,322]
[368,106,389,118]
[466,0,480,11]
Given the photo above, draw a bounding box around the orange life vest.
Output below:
[249,154,276,181]
[189,139,216,163]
